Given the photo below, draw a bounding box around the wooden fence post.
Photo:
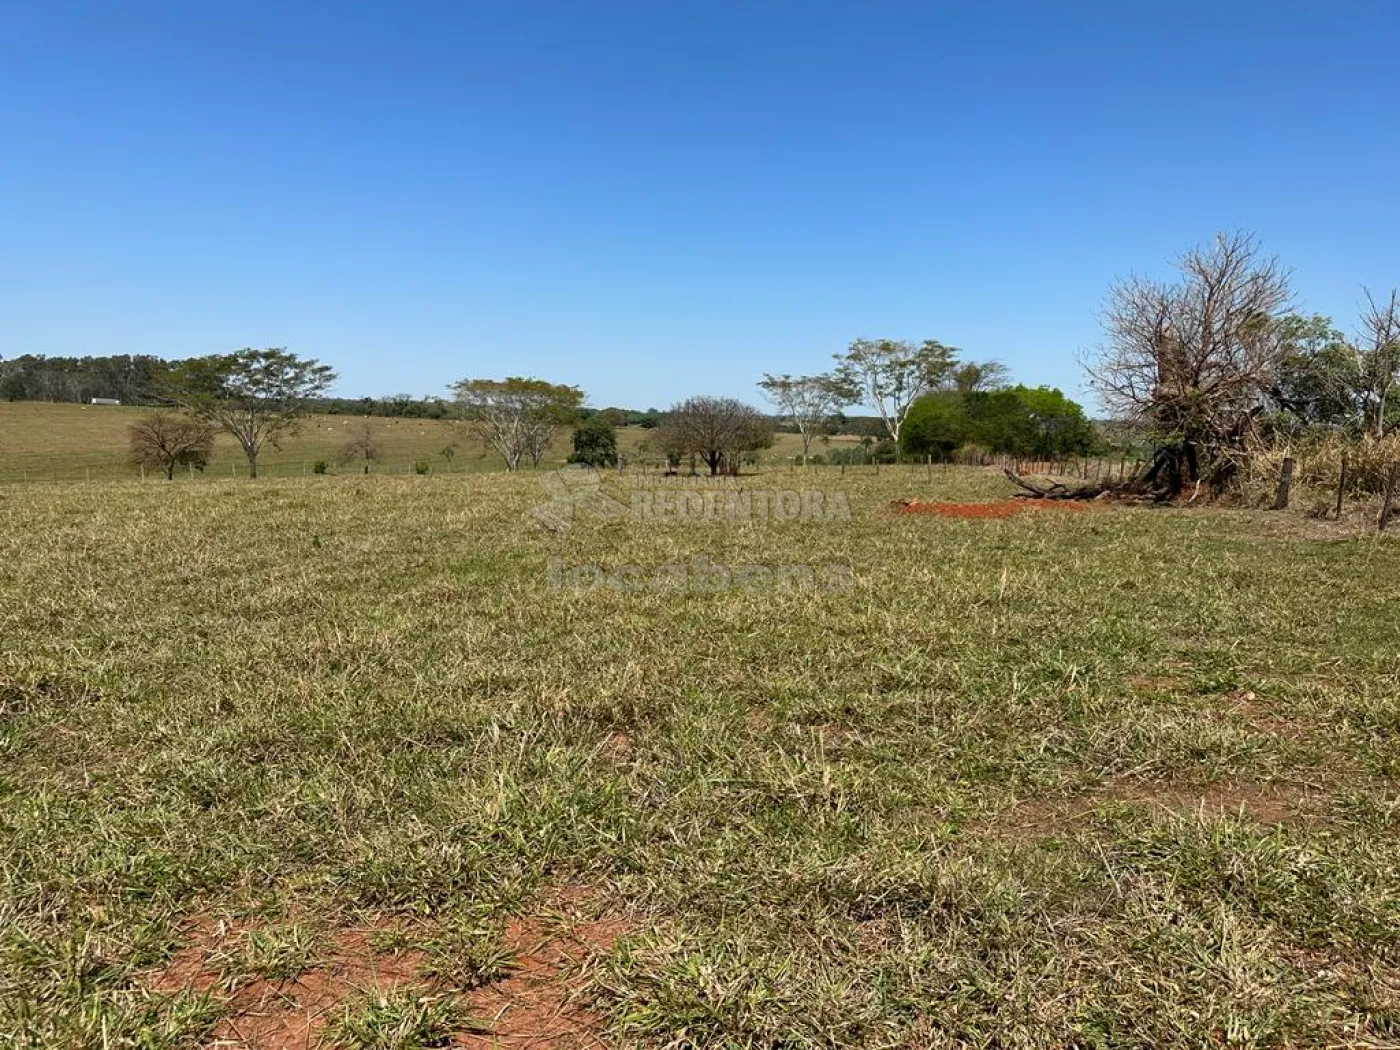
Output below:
[1273,456,1295,510]
[1335,453,1348,520]
[1379,462,1400,532]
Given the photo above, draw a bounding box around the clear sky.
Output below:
[3,1,1399,411]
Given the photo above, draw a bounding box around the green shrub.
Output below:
[312,460,329,475]
[413,460,431,475]
[569,414,619,468]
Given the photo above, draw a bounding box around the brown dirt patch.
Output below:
[1117,780,1313,824]
[459,895,627,1049]
[149,892,626,1049]
[1215,689,1313,741]
[150,915,430,1048]
[892,498,1096,519]
[600,731,632,760]
[991,778,1325,840]
[745,708,774,733]
[1127,675,1190,693]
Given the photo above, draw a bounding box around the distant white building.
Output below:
[90,397,121,406]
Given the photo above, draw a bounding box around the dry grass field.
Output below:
[0,403,865,482]
[1,463,1398,1048]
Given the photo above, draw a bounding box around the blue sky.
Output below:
[3,2,1399,411]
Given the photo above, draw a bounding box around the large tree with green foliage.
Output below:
[901,385,1097,460]
[1011,385,1100,456]
[1269,314,1361,433]
[834,338,959,462]
[898,390,970,460]
[166,348,335,478]
[451,377,584,471]
[1267,296,1400,439]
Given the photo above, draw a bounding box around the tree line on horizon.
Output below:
[3,344,1105,480]
[27,228,1393,494]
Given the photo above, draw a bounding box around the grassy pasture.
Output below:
[0,402,862,482]
[1,465,1398,1048]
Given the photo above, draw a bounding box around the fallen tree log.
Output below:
[1003,468,1114,501]
[1002,468,1178,503]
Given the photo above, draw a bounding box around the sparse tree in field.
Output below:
[339,420,383,474]
[127,411,215,480]
[440,442,458,468]
[1089,231,1291,495]
[1355,287,1400,438]
[834,338,959,462]
[757,372,855,466]
[450,377,583,471]
[650,418,692,473]
[165,348,335,479]
[658,396,773,476]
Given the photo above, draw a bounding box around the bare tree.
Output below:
[128,412,215,480]
[834,338,959,462]
[757,373,855,465]
[1355,287,1400,438]
[450,377,583,471]
[1089,232,1291,495]
[659,396,773,475]
[339,420,383,474]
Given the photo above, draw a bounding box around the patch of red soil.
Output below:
[458,901,627,1049]
[150,916,429,1048]
[149,892,626,1049]
[893,498,1096,519]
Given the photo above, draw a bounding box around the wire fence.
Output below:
[0,458,508,485]
[6,452,1399,531]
